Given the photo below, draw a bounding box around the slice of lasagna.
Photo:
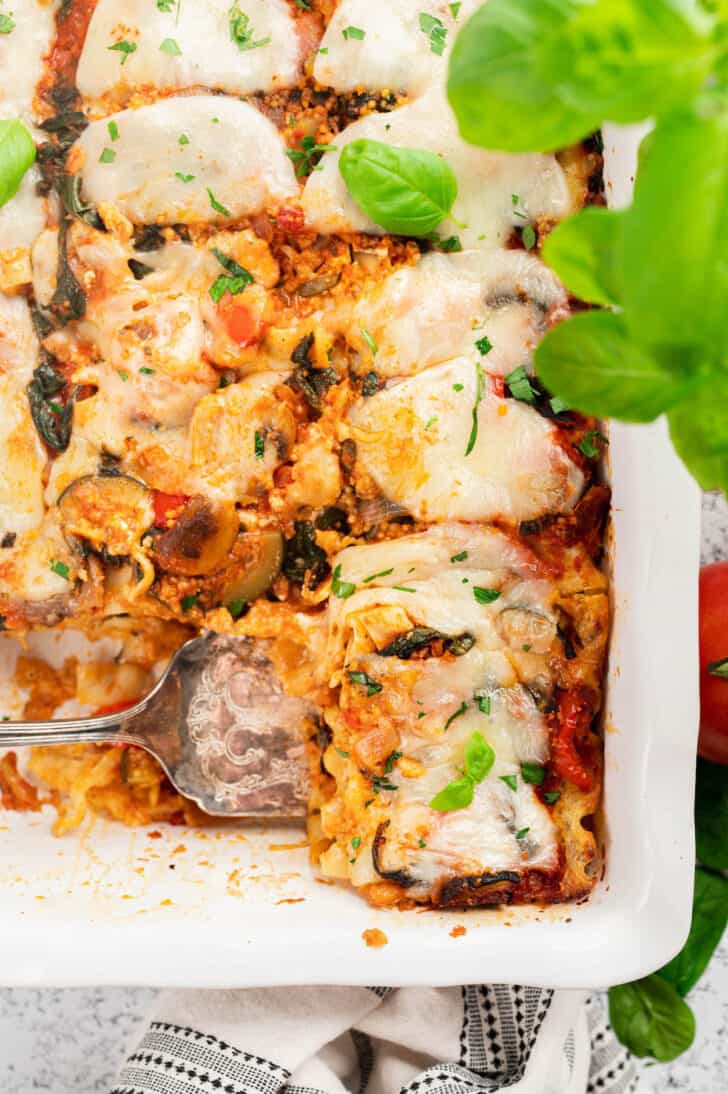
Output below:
[0,0,609,908]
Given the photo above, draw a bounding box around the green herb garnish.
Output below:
[347,670,383,696]
[500,774,517,792]
[362,568,394,583]
[229,2,271,51]
[342,25,365,40]
[506,365,538,405]
[444,701,468,731]
[49,559,70,580]
[521,762,546,786]
[108,40,137,65]
[332,564,356,599]
[419,13,447,56]
[473,586,501,605]
[464,360,485,456]
[430,731,495,812]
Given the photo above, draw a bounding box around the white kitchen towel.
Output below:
[111,986,645,1094]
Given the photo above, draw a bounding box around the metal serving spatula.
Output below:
[0,633,312,817]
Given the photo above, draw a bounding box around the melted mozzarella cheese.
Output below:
[302,84,572,250]
[0,292,38,382]
[0,0,56,121]
[351,250,566,378]
[348,357,584,522]
[314,0,478,95]
[77,96,298,225]
[77,0,302,101]
[0,168,47,252]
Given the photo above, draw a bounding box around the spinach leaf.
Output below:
[287,333,337,413]
[48,221,86,326]
[27,356,74,452]
[0,118,36,208]
[377,626,474,659]
[447,0,721,153]
[541,206,624,308]
[536,311,695,423]
[608,975,695,1062]
[339,139,458,237]
[57,172,104,230]
[659,868,728,997]
[281,521,330,589]
[695,758,728,870]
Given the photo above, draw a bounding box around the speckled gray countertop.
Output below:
[1,494,726,1094]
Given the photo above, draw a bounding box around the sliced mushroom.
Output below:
[496,606,558,655]
[58,473,153,557]
[152,496,239,576]
[221,530,284,606]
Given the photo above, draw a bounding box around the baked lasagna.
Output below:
[0,0,609,908]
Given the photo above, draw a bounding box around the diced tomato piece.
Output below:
[95,699,139,718]
[276,205,307,234]
[217,296,262,347]
[488,374,505,397]
[552,688,594,791]
[152,491,189,527]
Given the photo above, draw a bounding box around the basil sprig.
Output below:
[608,976,695,1063]
[447,0,723,153]
[0,118,36,208]
[429,731,495,812]
[339,139,459,237]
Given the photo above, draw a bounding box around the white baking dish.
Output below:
[0,126,701,990]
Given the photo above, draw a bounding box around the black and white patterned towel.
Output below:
[111,987,645,1094]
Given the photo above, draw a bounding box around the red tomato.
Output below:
[552,689,594,791]
[275,204,307,234]
[699,561,728,764]
[152,491,188,527]
[94,699,139,717]
[218,296,261,346]
[488,374,505,398]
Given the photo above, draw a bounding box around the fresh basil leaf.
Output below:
[541,206,625,307]
[464,731,495,784]
[659,867,728,997]
[541,0,717,126]
[621,95,728,356]
[429,774,474,813]
[521,762,545,786]
[695,757,728,871]
[447,0,595,153]
[332,563,356,599]
[339,139,458,237]
[0,118,36,208]
[536,311,694,423]
[608,974,695,1062]
[668,374,728,493]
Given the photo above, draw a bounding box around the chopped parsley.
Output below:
[351,835,361,850]
[254,430,265,460]
[229,2,271,51]
[437,235,462,252]
[361,328,378,356]
[332,564,356,599]
[117,369,129,382]
[384,750,402,774]
[450,550,468,562]
[227,599,247,620]
[544,790,561,805]
[108,40,137,65]
[453,382,464,392]
[139,367,155,376]
[207,188,231,217]
[371,774,397,795]
[475,694,491,715]
[578,429,608,458]
[521,762,546,786]
[419,12,447,55]
[522,224,537,250]
[160,37,182,55]
[550,395,570,415]
[335,747,350,758]
[424,416,437,431]
[209,246,253,302]
[506,365,538,404]
[107,121,119,142]
[175,171,195,183]
[286,135,337,178]
[473,586,501,604]
[181,593,199,612]
[179,132,190,145]
[475,335,493,355]
[0,13,15,33]
[418,837,427,848]
[362,568,394,583]
[450,2,462,16]
[49,559,70,580]
[516,827,530,840]
[347,670,382,697]
[342,25,366,40]
[500,774,518,791]
[99,148,115,164]
[157,0,175,10]
[465,360,486,456]
[444,701,468,731]
[296,0,312,8]
[392,585,416,593]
